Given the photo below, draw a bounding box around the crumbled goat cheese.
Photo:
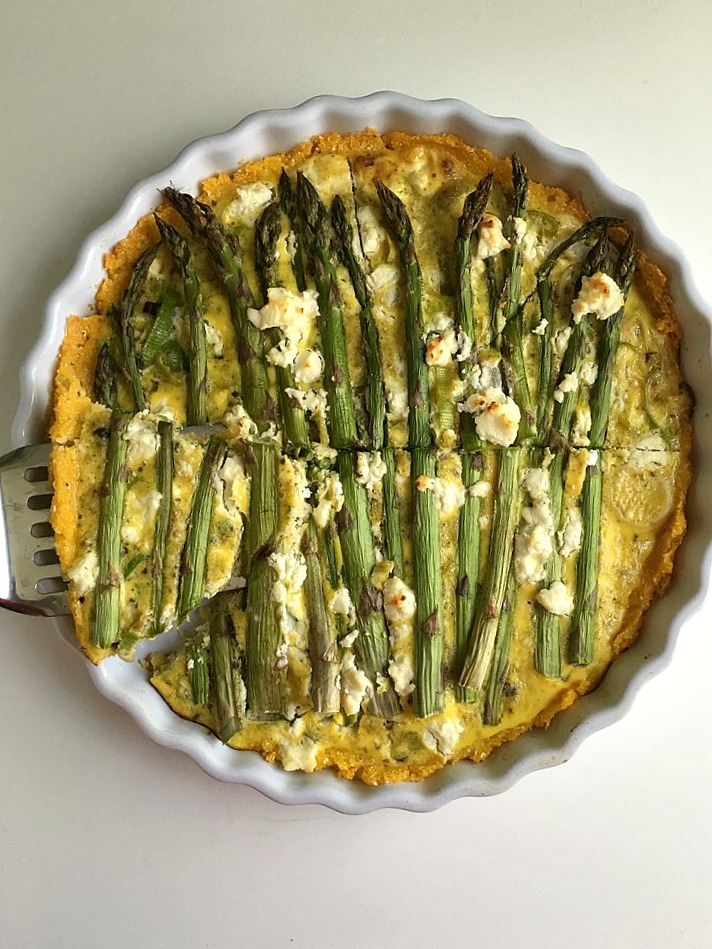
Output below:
[514,466,554,585]
[383,577,417,624]
[123,413,158,466]
[469,480,491,499]
[572,405,592,445]
[150,395,178,422]
[459,387,521,447]
[279,738,318,773]
[537,580,574,616]
[330,586,354,618]
[367,263,401,306]
[266,337,300,369]
[204,322,224,357]
[477,215,511,259]
[587,449,599,467]
[532,318,548,336]
[66,548,99,596]
[388,653,415,698]
[293,348,323,384]
[558,507,583,558]
[513,216,527,242]
[248,287,318,341]
[579,358,598,387]
[284,387,328,417]
[572,272,625,323]
[386,383,409,421]
[223,403,258,440]
[219,453,245,515]
[553,326,572,357]
[422,714,464,758]
[425,333,452,367]
[521,231,543,264]
[415,474,466,516]
[553,372,579,404]
[356,451,387,490]
[221,183,273,226]
[340,651,372,717]
[357,205,387,258]
[312,472,344,529]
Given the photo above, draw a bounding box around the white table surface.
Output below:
[2,2,711,947]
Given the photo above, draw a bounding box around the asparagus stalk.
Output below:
[454,180,493,699]
[375,181,447,715]
[153,216,208,426]
[336,451,400,718]
[500,156,535,440]
[459,447,521,693]
[117,243,158,411]
[301,520,340,714]
[331,194,386,449]
[570,236,636,666]
[94,341,117,408]
[588,234,636,445]
[411,448,446,717]
[483,571,517,725]
[176,435,225,623]
[210,599,245,741]
[534,231,613,676]
[457,174,494,351]
[187,633,209,706]
[140,286,182,368]
[150,419,173,634]
[455,450,484,701]
[278,170,307,292]
[244,440,285,717]
[382,448,404,578]
[254,200,310,452]
[295,172,359,448]
[91,410,130,649]
[330,193,405,575]
[374,180,431,449]
[162,188,274,429]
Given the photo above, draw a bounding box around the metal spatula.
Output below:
[0,442,70,616]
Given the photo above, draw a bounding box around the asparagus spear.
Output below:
[91,410,130,649]
[153,216,208,426]
[454,179,493,700]
[187,633,209,706]
[500,155,535,440]
[117,243,158,411]
[162,188,274,429]
[331,194,386,449]
[301,520,340,714]
[254,200,310,452]
[534,231,613,676]
[150,419,173,634]
[176,435,225,623]
[295,172,359,448]
[279,170,307,292]
[459,447,522,693]
[375,181,446,715]
[456,174,494,351]
[140,286,182,369]
[374,180,431,450]
[337,451,400,718]
[94,341,117,408]
[483,571,518,725]
[570,236,636,666]
[330,193,404,575]
[244,440,285,717]
[210,598,245,741]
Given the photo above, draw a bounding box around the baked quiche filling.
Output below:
[49,131,692,784]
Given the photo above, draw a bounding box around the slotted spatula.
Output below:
[0,442,70,616]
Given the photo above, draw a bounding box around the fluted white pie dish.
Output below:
[12,92,712,813]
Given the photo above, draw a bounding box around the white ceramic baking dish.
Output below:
[13,92,712,813]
